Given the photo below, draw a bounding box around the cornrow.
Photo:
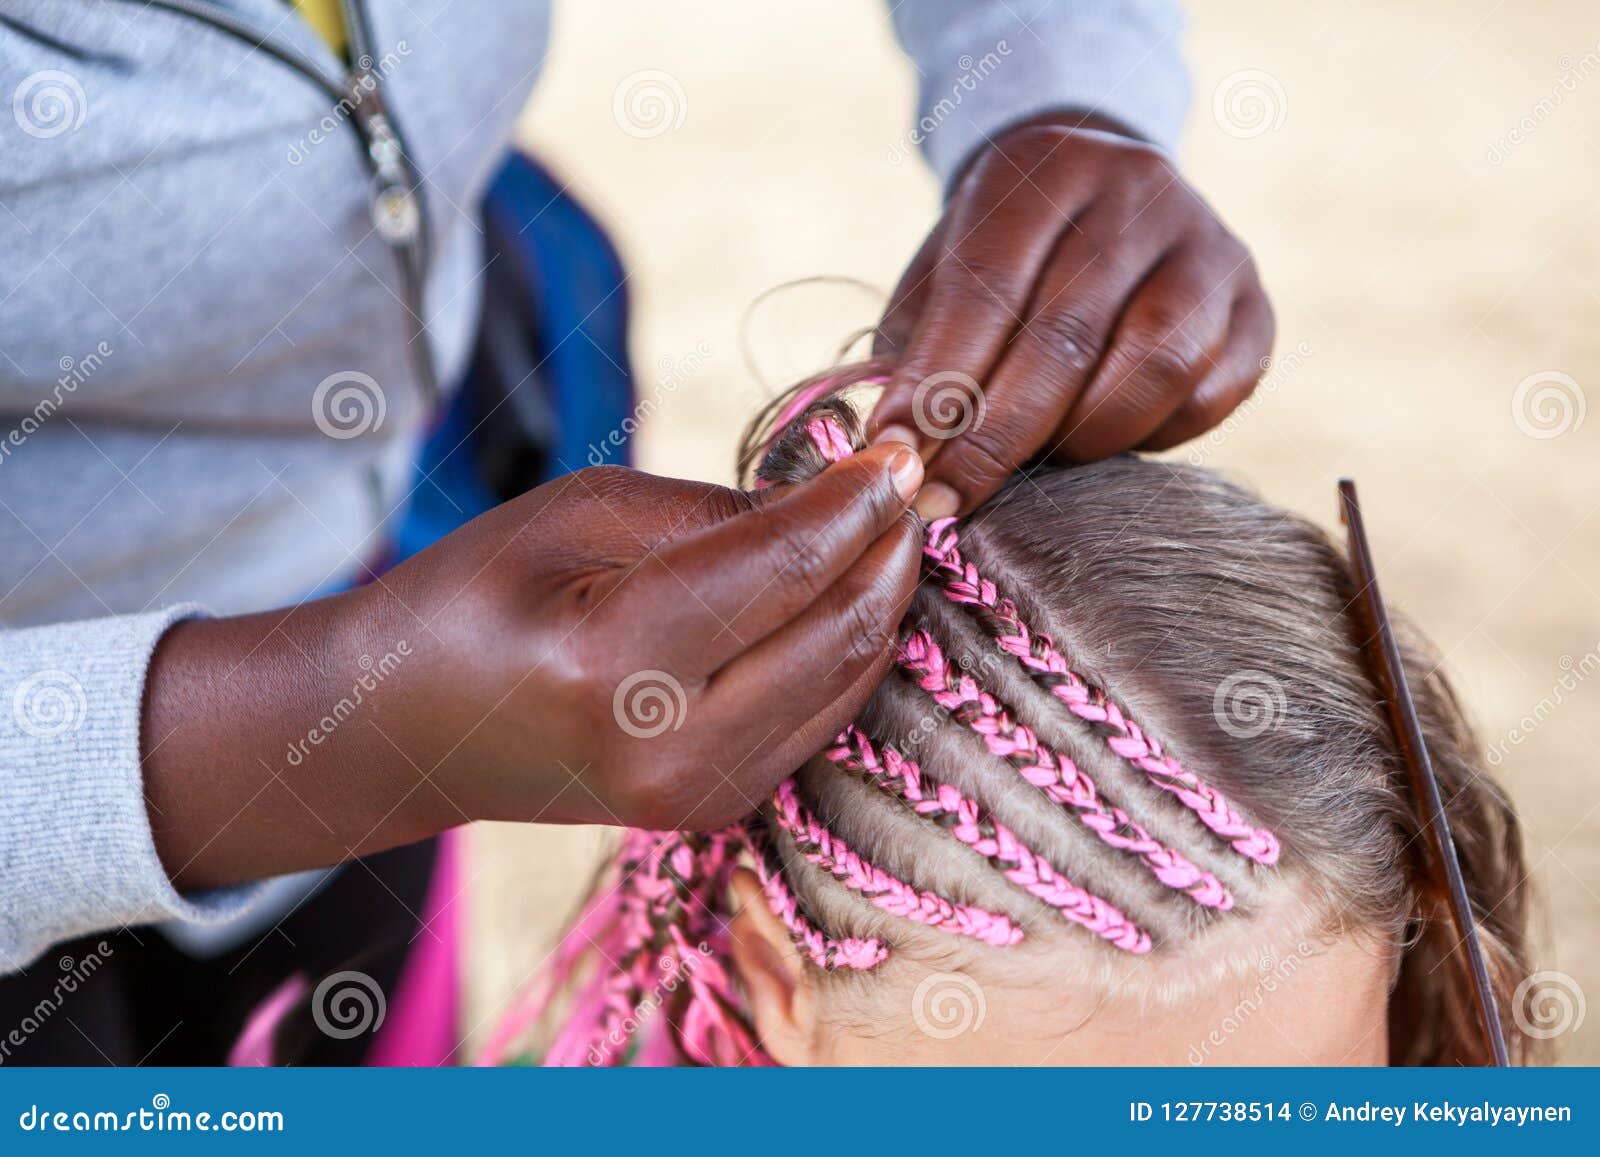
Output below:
[747,826,888,970]
[827,726,1152,953]
[923,517,1281,867]
[789,409,1234,911]
[501,369,1296,1067]
[771,778,1025,948]
[898,630,1234,910]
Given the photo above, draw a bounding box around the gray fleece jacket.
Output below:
[0,0,1189,972]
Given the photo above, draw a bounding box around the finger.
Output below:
[873,228,940,359]
[1051,242,1242,462]
[610,443,922,678]
[1139,290,1276,452]
[866,150,1097,453]
[676,515,921,827]
[912,198,1168,514]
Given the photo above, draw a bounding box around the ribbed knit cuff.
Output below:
[894,0,1191,189]
[1,605,262,973]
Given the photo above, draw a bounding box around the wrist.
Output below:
[951,109,1148,194]
[142,587,444,890]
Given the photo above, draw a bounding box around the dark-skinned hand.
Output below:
[143,449,922,889]
[870,113,1275,518]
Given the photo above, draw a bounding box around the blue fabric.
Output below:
[398,151,635,558]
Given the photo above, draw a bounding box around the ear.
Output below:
[728,867,820,1066]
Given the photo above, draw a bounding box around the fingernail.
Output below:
[872,424,921,454]
[887,446,924,502]
[913,481,961,520]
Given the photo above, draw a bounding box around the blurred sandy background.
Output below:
[459,1,1600,1062]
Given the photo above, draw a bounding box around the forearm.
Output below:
[142,587,444,892]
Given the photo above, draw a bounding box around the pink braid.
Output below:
[806,415,856,462]
[484,828,772,1067]
[923,517,1280,866]
[828,726,1151,953]
[747,827,888,970]
[771,777,1025,947]
[795,410,1231,909]
[899,631,1235,910]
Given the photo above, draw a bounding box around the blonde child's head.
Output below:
[490,363,1534,1068]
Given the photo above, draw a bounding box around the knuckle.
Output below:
[1121,141,1176,185]
[1141,294,1208,342]
[1254,293,1278,347]
[704,484,757,523]
[1217,231,1254,271]
[1138,334,1209,385]
[948,423,1018,490]
[772,521,834,606]
[574,463,638,496]
[840,591,901,667]
[947,251,1027,305]
[1023,308,1106,374]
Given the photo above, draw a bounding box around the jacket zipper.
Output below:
[124,0,439,406]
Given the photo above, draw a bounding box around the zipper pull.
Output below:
[350,76,420,246]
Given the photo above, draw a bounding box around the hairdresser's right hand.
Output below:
[143,450,922,890]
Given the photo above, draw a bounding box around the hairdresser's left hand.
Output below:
[870,113,1275,517]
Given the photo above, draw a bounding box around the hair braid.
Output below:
[899,630,1235,910]
[827,726,1152,953]
[923,517,1281,867]
[747,824,888,970]
[772,778,1025,947]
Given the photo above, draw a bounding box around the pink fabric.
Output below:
[227,973,309,1067]
[366,828,463,1066]
[224,833,462,1067]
